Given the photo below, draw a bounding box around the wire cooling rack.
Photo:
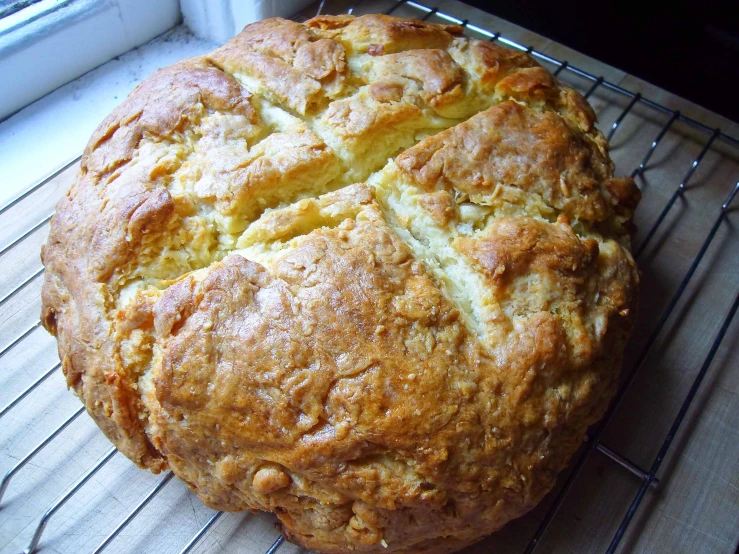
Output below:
[1,1,738,553]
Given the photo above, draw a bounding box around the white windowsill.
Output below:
[0,0,181,122]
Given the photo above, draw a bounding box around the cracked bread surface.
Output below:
[41,14,639,554]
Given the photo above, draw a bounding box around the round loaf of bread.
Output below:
[41,14,640,553]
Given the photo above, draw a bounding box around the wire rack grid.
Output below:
[1,1,738,553]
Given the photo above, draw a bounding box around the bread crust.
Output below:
[41,14,639,553]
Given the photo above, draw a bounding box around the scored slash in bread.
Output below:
[40,14,639,554]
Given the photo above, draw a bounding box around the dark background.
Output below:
[465,0,739,122]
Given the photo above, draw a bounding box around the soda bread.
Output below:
[41,14,639,553]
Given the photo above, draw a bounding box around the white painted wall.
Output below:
[180,0,313,43]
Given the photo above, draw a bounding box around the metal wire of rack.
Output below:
[0,1,737,553]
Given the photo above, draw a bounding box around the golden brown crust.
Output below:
[41,14,640,553]
[451,40,536,90]
[309,14,463,55]
[209,18,347,114]
[84,60,257,179]
[395,100,635,223]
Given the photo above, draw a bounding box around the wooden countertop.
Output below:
[0,1,737,553]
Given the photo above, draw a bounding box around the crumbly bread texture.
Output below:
[41,14,639,553]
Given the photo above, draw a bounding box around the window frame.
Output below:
[0,0,180,121]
